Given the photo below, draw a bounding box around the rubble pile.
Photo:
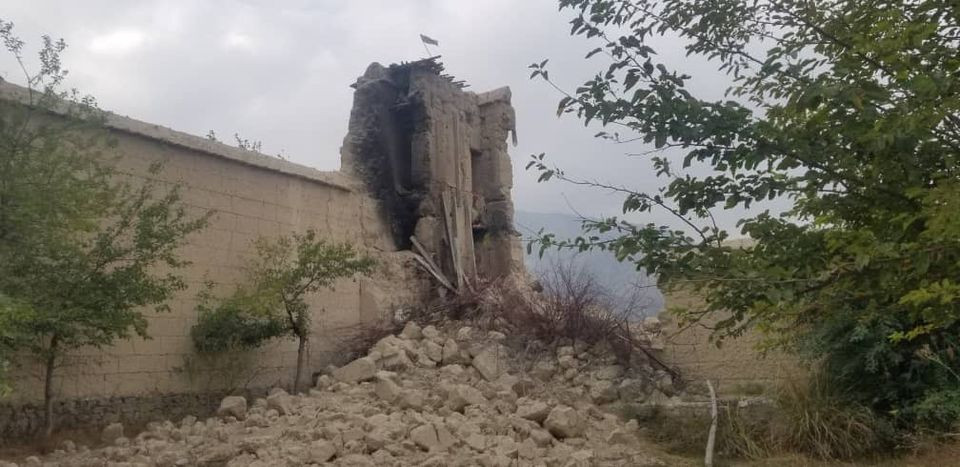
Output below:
[3,321,677,466]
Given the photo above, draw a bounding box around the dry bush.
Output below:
[501,260,637,360]
[425,260,675,375]
[330,260,674,377]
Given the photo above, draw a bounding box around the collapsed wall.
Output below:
[0,59,522,437]
[341,58,523,288]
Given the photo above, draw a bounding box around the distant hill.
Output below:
[514,210,664,318]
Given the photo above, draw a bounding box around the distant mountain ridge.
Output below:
[514,210,664,318]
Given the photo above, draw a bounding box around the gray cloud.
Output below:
[2,0,763,236]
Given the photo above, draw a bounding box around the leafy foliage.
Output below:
[189,230,374,392]
[0,20,209,434]
[189,282,287,354]
[528,0,960,432]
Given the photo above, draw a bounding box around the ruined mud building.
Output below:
[342,58,522,288]
[0,58,522,436]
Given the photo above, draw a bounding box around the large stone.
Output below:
[543,406,585,438]
[217,396,247,420]
[424,340,444,362]
[333,357,377,383]
[518,437,541,459]
[309,439,337,463]
[441,338,462,365]
[435,422,456,450]
[589,380,619,404]
[530,428,554,447]
[399,390,425,410]
[372,335,407,357]
[531,360,557,381]
[472,344,509,381]
[380,351,414,371]
[446,384,488,412]
[101,422,124,444]
[456,327,473,341]
[399,322,423,340]
[375,375,401,403]
[266,391,293,415]
[421,325,441,340]
[515,398,550,423]
[410,423,439,451]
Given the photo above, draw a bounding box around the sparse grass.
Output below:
[774,374,894,460]
[634,372,896,463]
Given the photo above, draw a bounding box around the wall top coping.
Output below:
[0,80,357,192]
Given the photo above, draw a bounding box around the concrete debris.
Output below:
[544,405,585,439]
[217,396,248,421]
[333,356,377,383]
[6,321,670,466]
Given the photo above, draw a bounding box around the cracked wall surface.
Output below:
[341,58,523,289]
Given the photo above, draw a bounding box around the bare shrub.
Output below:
[419,260,676,374]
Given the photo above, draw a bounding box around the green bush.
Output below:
[912,388,960,432]
[189,282,286,353]
[191,305,286,354]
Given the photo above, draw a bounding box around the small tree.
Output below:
[192,230,375,393]
[0,21,209,436]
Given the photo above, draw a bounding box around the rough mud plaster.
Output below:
[0,77,432,437]
[341,59,523,284]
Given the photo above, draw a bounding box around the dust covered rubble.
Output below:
[4,322,673,467]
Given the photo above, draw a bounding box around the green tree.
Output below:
[192,230,374,393]
[0,21,209,436]
[528,0,960,431]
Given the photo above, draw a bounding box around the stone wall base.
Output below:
[0,389,265,441]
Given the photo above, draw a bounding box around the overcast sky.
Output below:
[2,0,758,237]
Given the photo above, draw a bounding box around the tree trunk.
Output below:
[294,335,308,394]
[43,338,59,438]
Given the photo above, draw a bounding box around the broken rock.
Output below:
[399,322,423,340]
[333,356,377,383]
[515,397,550,423]
[375,375,401,403]
[266,391,293,415]
[543,406,585,438]
[410,423,439,451]
[216,396,247,420]
[441,338,462,365]
[471,344,509,381]
[445,384,487,412]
